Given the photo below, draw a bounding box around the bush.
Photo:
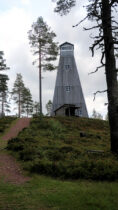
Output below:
[7,138,24,151]
[46,149,66,161]
[19,146,40,161]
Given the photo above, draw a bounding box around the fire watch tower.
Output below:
[52,42,88,117]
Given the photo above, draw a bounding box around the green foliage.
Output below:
[7,117,118,181]
[0,116,16,136]
[28,16,58,114]
[12,73,25,117]
[28,16,58,71]
[33,101,40,116]
[0,51,10,72]
[12,74,33,117]
[45,100,52,116]
[0,51,10,116]
[22,87,33,117]
[54,0,76,16]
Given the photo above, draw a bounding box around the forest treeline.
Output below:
[0,16,58,118]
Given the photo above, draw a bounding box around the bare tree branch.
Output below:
[101,51,105,65]
[90,37,104,56]
[89,64,104,75]
[72,15,88,27]
[110,0,118,6]
[93,90,107,101]
[83,25,101,31]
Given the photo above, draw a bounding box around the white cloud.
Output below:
[21,0,30,5]
[0,7,31,50]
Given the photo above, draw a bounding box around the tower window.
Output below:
[65,86,70,92]
[61,46,72,51]
[79,110,82,116]
[65,65,70,70]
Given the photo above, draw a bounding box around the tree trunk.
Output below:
[27,102,28,117]
[39,45,42,115]
[102,0,118,153]
[1,93,4,116]
[18,91,21,118]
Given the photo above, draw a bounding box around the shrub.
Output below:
[7,138,24,151]
[46,149,66,161]
[19,146,39,161]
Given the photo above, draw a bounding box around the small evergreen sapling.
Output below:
[12,73,25,118]
[22,87,33,117]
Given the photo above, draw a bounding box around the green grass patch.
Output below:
[7,116,118,180]
[0,175,118,210]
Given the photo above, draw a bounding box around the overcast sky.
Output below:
[0,0,110,117]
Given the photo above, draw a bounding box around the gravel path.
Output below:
[0,118,31,184]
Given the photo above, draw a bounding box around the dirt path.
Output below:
[0,153,30,184]
[0,118,31,184]
[2,117,31,141]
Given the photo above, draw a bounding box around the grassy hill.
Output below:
[0,116,118,209]
[7,116,118,181]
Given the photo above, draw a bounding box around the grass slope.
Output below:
[7,116,118,180]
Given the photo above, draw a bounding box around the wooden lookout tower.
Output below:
[52,42,88,117]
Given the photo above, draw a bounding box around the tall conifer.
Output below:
[28,17,58,115]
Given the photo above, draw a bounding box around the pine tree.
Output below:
[12,73,25,118]
[28,16,58,115]
[53,0,118,153]
[0,51,10,117]
[46,100,52,116]
[22,87,33,117]
[91,109,103,120]
[33,101,40,116]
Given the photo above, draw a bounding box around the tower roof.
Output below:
[60,42,74,49]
